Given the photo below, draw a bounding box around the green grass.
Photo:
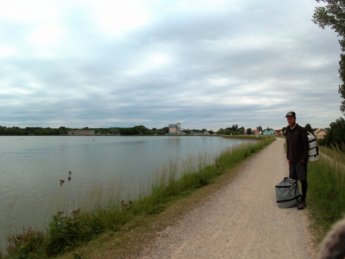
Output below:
[221,135,273,140]
[1,137,275,258]
[307,147,345,243]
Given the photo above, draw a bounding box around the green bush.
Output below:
[319,117,345,151]
[6,228,45,259]
[45,213,83,255]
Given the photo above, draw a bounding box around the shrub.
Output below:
[6,228,45,259]
[45,213,83,255]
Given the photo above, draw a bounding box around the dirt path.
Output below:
[139,138,314,259]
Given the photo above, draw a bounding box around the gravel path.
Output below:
[139,138,314,259]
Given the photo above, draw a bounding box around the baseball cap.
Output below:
[285,111,296,118]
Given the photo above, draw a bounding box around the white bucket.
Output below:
[308,133,319,162]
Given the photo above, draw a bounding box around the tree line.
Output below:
[0,126,68,136]
[0,125,266,136]
[0,126,169,136]
[217,125,268,135]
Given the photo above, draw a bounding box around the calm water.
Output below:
[0,136,250,249]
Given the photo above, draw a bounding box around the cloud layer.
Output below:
[0,0,342,129]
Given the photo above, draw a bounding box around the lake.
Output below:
[0,136,251,249]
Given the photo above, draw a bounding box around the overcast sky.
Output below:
[0,0,342,130]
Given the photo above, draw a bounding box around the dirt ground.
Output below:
[139,138,315,259]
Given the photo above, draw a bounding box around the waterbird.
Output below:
[59,179,65,186]
[68,170,72,175]
[68,176,71,181]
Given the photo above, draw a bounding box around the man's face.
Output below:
[286,116,296,127]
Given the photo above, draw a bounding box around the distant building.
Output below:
[262,129,275,136]
[252,129,262,135]
[314,128,327,140]
[168,123,181,135]
[275,129,283,136]
[67,129,95,136]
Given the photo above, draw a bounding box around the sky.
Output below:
[0,0,342,130]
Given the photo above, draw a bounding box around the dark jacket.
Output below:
[285,124,309,163]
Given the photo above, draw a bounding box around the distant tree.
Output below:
[231,124,239,132]
[217,128,225,135]
[257,126,263,132]
[160,127,169,135]
[182,129,191,135]
[238,127,245,135]
[217,125,246,135]
[58,127,68,135]
[304,123,313,134]
[313,0,345,114]
[246,128,252,135]
[223,124,240,135]
[321,117,345,151]
[98,127,120,135]
[0,125,169,136]
[282,126,287,136]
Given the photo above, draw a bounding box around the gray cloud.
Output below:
[0,0,342,130]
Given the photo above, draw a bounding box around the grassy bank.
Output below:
[308,147,345,243]
[1,137,275,258]
[221,135,271,140]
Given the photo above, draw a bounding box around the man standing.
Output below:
[285,111,309,210]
